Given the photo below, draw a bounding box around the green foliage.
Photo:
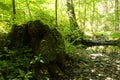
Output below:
[110,32,120,39]
[65,41,76,54]
[93,32,108,36]
[0,46,33,79]
[31,54,44,64]
[0,0,120,79]
[0,22,11,34]
[0,2,10,11]
[62,27,83,55]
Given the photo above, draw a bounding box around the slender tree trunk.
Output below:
[115,0,119,31]
[55,0,58,28]
[83,0,86,31]
[78,0,82,28]
[91,0,95,32]
[66,0,78,30]
[12,0,16,21]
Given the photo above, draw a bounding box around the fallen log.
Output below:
[74,39,120,47]
[82,39,120,46]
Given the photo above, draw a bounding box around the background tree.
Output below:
[115,0,119,31]
[55,0,58,27]
[66,0,78,31]
[12,0,16,22]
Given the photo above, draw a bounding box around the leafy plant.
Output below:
[0,46,34,79]
[0,2,10,11]
[110,32,120,39]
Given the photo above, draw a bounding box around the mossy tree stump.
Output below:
[9,20,66,79]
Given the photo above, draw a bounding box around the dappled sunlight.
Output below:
[0,26,8,34]
[66,45,120,80]
[97,1,115,15]
[0,22,10,34]
[0,0,120,79]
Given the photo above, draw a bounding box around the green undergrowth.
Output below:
[0,46,34,80]
[0,21,120,80]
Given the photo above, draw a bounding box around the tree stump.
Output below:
[9,20,66,79]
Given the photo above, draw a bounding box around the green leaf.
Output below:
[0,77,4,80]
[110,32,120,38]
[0,2,10,11]
[18,69,25,77]
[24,71,32,79]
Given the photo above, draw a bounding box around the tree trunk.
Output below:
[91,0,95,32]
[12,0,16,21]
[73,39,120,47]
[83,0,86,31]
[9,20,66,79]
[55,0,58,27]
[115,0,119,31]
[66,0,78,30]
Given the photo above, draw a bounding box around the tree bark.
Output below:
[12,0,16,21]
[83,0,86,31]
[55,0,58,27]
[115,0,119,31]
[66,0,78,30]
[74,39,120,47]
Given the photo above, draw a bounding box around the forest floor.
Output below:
[62,46,120,80]
[0,35,120,80]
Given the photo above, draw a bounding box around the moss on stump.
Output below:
[8,20,66,79]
